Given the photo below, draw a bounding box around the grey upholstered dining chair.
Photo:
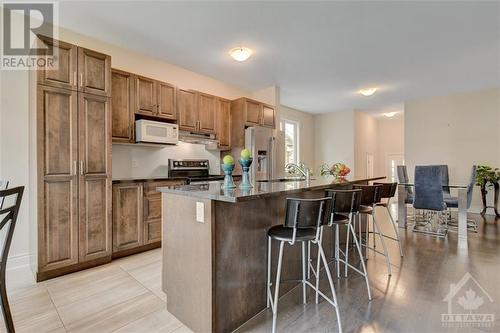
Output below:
[396,165,414,204]
[438,165,451,199]
[443,165,477,231]
[413,165,448,238]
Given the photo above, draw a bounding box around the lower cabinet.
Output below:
[112,179,185,256]
[112,182,143,252]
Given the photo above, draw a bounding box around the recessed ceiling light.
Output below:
[384,112,397,118]
[359,88,377,96]
[229,47,252,62]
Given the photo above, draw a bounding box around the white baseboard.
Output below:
[6,252,31,271]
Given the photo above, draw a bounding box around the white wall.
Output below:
[354,111,378,179]
[405,88,500,212]
[112,143,220,179]
[376,115,405,179]
[314,110,355,177]
[279,105,315,169]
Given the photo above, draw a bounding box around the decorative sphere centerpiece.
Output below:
[239,149,253,189]
[221,155,236,189]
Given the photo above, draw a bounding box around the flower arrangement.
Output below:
[320,163,351,179]
[475,165,500,189]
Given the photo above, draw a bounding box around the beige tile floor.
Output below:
[0,249,192,333]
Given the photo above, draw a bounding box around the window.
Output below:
[280,119,299,165]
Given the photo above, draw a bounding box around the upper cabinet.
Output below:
[197,92,217,134]
[262,104,276,128]
[136,75,157,116]
[157,81,176,120]
[216,98,231,150]
[177,89,216,134]
[230,97,276,147]
[37,36,78,90]
[177,88,198,132]
[78,48,111,97]
[37,38,111,98]
[111,69,135,143]
[135,75,177,120]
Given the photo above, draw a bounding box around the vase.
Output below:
[239,158,253,188]
[221,164,236,189]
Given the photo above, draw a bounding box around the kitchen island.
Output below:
[158,176,384,333]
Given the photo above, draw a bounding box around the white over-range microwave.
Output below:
[136,120,179,145]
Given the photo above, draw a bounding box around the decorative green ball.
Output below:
[240,149,251,160]
[223,155,235,165]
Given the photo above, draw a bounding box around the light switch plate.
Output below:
[196,202,204,223]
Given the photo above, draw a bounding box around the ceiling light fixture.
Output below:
[384,112,397,118]
[229,47,252,62]
[359,88,377,96]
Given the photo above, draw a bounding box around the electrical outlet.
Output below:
[196,202,204,223]
[131,160,138,168]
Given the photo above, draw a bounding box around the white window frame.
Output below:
[280,118,300,165]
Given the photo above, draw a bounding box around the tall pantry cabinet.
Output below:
[34,37,112,281]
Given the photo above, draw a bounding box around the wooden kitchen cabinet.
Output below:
[35,37,113,281]
[197,92,216,134]
[262,104,276,128]
[157,81,176,120]
[36,36,78,90]
[230,97,276,147]
[135,75,177,120]
[112,179,186,255]
[111,69,135,143]
[136,75,157,116]
[216,98,231,149]
[112,183,143,252]
[245,99,262,126]
[78,47,111,97]
[177,88,198,132]
[37,85,80,273]
[177,89,217,134]
[78,93,112,262]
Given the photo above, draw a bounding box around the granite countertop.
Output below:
[157,176,385,203]
[112,176,189,183]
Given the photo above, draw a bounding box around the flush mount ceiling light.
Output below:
[229,47,252,62]
[384,112,397,118]
[359,87,377,96]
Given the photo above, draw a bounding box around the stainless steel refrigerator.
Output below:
[245,127,286,181]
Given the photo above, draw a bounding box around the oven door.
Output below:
[136,120,178,144]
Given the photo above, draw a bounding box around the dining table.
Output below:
[397,183,469,244]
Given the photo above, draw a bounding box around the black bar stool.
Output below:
[266,197,342,333]
[0,186,24,333]
[374,182,404,257]
[324,189,372,301]
[353,184,392,276]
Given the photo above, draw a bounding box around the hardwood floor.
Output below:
[1,208,498,333]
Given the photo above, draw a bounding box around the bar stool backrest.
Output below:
[284,197,332,230]
[353,184,382,206]
[325,189,361,214]
[373,182,397,200]
[0,186,24,332]
[466,165,477,208]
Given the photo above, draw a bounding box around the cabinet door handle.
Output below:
[73,161,78,176]
[80,73,83,87]
[73,72,77,86]
[80,161,84,175]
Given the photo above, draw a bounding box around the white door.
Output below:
[386,153,405,182]
[366,153,374,178]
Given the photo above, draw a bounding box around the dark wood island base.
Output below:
[160,177,384,332]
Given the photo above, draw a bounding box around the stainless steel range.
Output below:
[168,159,224,183]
